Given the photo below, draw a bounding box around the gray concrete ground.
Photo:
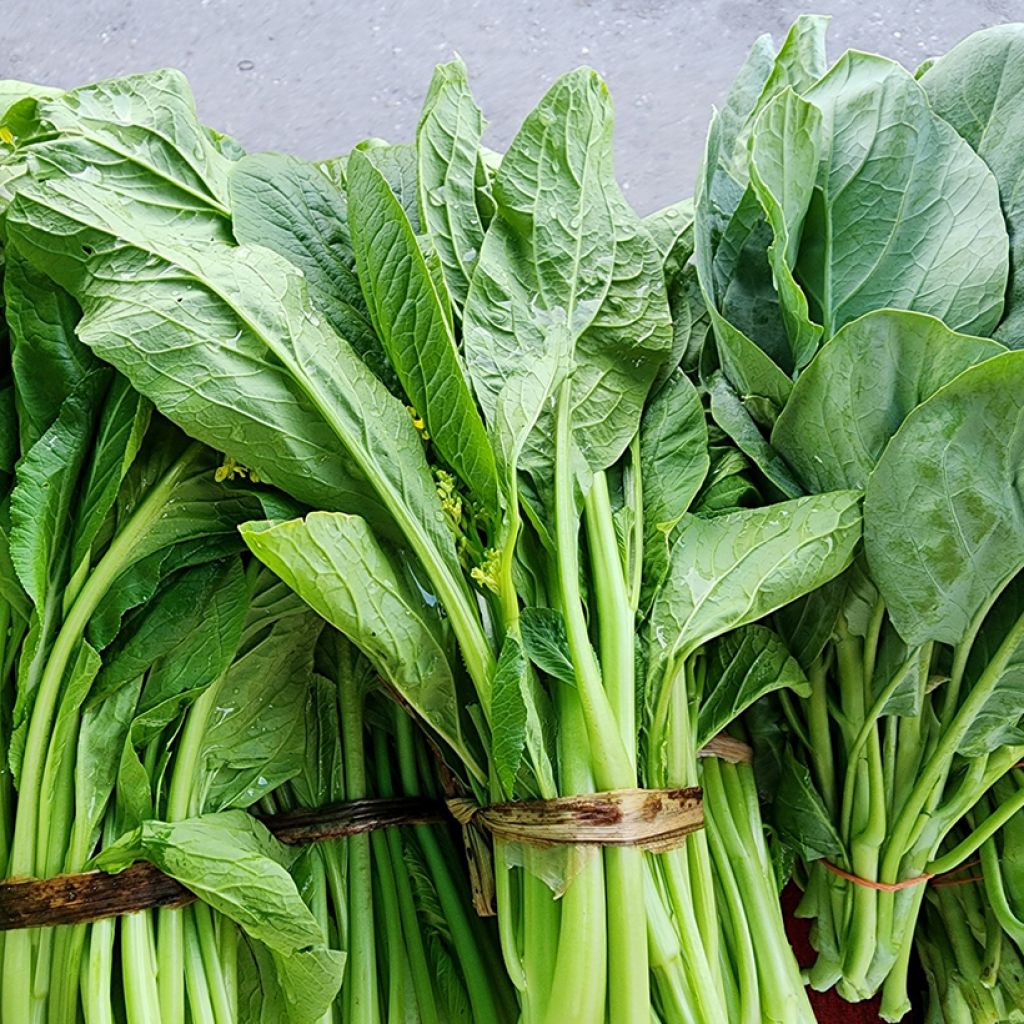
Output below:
[3,0,1021,212]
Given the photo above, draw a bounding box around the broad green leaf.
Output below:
[33,69,232,222]
[864,351,1024,646]
[134,555,250,714]
[199,610,322,810]
[748,88,823,370]
[649,490,862,683]
[240,513,481,780]
[347,149,499,514]
[228,152,392,386]
[774,310,1003,492]
[773,574,847,671]
[639,371,708,610]
[417,58,487,311]
[798,52,1008,338]
[4,249,95,449]
[773,749,844,862]
[463,68,672,479]
[518,606,575,686]
[8,127,471,610]
[696,624,809,746]
[93,810,345,1024]
[74,676,141,854]
[921,25,1024,343]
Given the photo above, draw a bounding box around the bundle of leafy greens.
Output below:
[0,108,506,1021]
[5,13,1024,1024]
[691,14,1024,1022]
[0,39,864,1024]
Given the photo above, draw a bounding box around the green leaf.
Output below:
[921,25,1024,343]
[33,69,232,221]
[416,58,487,311]
[352,140,420,230]
[518,606,575,686]
[643,198,694,280]
[697,624,809,746]
[199,610,322,810]
[93,810,345,1024]
[747,87,823,370]
[240,513,480,780]
[70,374,152,568]
[774,310,1004,493]
[463,68,672,479]
[4,247,95,449]
[491,633,529,796]
[90,561,235,703]
[639,371,709,610]
[347,149,499,514]
[798,52,1008,338]
[864,351,1024,646]
[772,749,844,861]
[694,16,827,385]
[228,152,393,386]
[706,371,802,499]
[649,490,862,682]
[9,370,107,606]
[959,575,1024,755]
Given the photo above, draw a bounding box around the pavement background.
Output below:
[3,0,1020,213]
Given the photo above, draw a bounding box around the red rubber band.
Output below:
[820,859,934,892]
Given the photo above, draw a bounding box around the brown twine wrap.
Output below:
[0,796,447,931]
[448,787,704,854]
[1,738,746,929]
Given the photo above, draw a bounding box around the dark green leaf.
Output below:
[864,351,1024,646]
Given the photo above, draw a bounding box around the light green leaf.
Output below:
[697,624,808,746]
[639,371,709,610]
[649,490,862,683]
[864,351,1024,646]
[199,610,322,810]
[518,606,575,686]
[921,25,1024,343]
[706,371,802,499]
[241,513,481,781]
[774,309,1003,493]
[417,58,487,311]
[70,375,152,568]
[93,810,345,1024]
[9,370,107,606]
[798,52,1008,338]
[463,68,672,479]
[491,634,529,797]
[33,69,232,222]
[347,149,499,514]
